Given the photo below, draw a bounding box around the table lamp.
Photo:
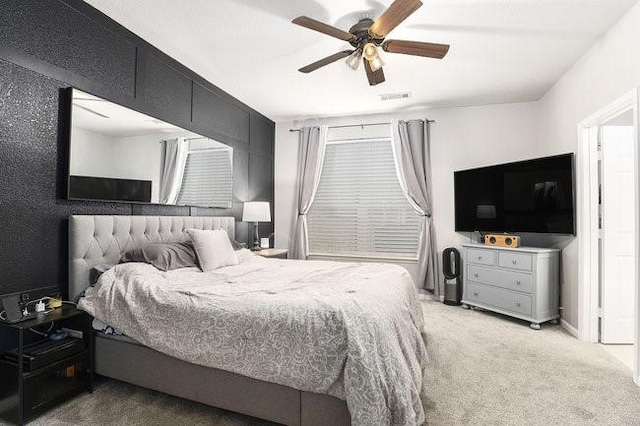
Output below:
[242,201,271,250]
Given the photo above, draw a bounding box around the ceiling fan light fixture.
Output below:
[362,42,379,61]
[345,50,362,71]
[368,55,385,72]
[291,0,450,86]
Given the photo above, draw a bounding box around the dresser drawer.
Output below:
[466,248,495,266]
[498,251,533,271]
[466,283,532,316]
[467,265,533,294]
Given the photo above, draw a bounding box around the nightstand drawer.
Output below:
[498,251,533,271]
[466,283,532,317]
[466,248,495,266]
[23,352,89,419]
[467,265,533,294]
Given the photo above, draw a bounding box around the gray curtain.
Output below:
[392,119,438,294]
[290,126,325,260]
[159,137,188,204]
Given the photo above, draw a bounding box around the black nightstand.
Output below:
[0,304,94,425]
[255,249,288,259]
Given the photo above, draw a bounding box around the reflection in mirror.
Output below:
[68,89,233,208]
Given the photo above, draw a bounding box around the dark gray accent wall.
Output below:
[192,82,251,146]
[0,0,275,297]
[136,51,193,127]
[0,0,137,97]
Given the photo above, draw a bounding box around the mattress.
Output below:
[78,253,427,425]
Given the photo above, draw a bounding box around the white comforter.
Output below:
[79,251,428,425]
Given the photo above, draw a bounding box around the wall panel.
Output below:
[192,83,250,146]
[0,0,136,97]
[250,115,275,154]
[136,51,192,127]
[249,152,275,239]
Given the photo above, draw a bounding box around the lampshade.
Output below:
[362,43,378,61]
[368,55,385,72]
[242,201,271,222]
[345,50,362,71]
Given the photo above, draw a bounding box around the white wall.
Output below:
[536,0,640,328]
[275,102,542,290]
[69,127,116,177]
[110,134,165,203]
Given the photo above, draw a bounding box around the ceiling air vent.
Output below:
[378,92,411,101]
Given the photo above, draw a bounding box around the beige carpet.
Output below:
[421,300,640,426]
[5,300,639,425]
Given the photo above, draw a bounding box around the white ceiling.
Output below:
[84,0,638,121]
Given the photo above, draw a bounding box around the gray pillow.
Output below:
[120,242,198,271]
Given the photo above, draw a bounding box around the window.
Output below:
[307,138,421,259]
[176,147,233,207]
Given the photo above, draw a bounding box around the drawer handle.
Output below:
[477,256,482,260]
[473,292,478,297]
[512,260,517,265]
[474,273,479,278]
[516,280,521,285]
[515,302,521,307]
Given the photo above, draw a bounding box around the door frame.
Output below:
[576,88,640,385]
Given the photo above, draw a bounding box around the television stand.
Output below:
[461,244,560,329]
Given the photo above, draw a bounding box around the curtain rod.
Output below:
[288,120,436,132]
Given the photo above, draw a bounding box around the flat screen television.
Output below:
[454,154,575,234]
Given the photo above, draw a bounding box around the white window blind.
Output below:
[176,148,233,207]
[307,139,421,258]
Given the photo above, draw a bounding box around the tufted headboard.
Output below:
[69,215,236,301]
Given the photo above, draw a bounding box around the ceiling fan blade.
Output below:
[364,60,386,86]
[298,50,354,74]
[369,0,422,39]
[292,16,356,42]
[382,39,450,59]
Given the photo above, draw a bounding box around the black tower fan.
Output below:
[442,248,462,305]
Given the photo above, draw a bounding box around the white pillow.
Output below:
[186,229,239,272]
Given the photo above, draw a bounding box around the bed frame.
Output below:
[69,215,350,426]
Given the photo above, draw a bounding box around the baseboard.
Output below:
[417,291,437,302]
[560,319,580,339]
[419,294,446,302]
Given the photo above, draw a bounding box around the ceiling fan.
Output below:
[292,0,450,86]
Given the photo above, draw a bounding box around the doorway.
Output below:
[599,111,635,369]
[577,89,640,385]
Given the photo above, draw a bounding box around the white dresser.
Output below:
[461,244,560,329]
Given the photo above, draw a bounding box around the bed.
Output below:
[69,215,427,425]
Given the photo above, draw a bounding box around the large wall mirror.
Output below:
[67,88,233,208]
